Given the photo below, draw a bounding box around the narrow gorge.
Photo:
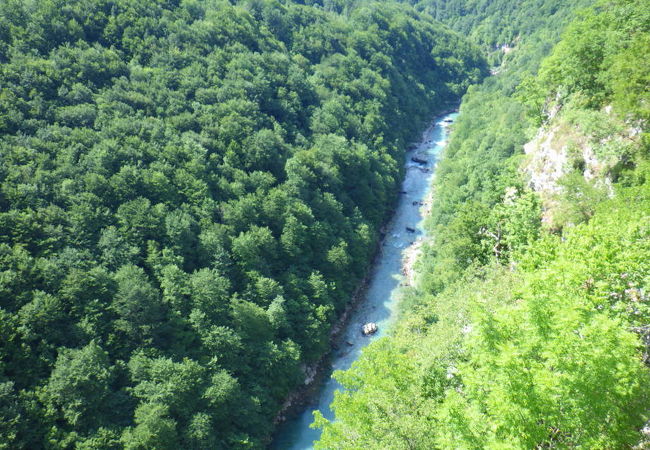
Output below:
[273,112,457,448]
[0,0,647,448]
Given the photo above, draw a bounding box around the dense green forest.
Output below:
[0,0,487,447]
[412,0,593,66]
[316,0,650,447]
[2,0,648,447]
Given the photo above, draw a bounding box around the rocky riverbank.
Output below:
[271,110,457,449]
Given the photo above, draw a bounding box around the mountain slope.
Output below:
[0,0,486,447]
[315,0,650,447]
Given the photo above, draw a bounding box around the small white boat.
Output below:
[362,322,378,335]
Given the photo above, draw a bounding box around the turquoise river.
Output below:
[272,111,457,449]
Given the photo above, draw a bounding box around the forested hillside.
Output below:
[0,0,487,447]
[413,0,592,66]
[316,0,650,447]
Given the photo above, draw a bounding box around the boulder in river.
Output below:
[362,322,378,335]
[406,226,416,233]
[411,156,427,164]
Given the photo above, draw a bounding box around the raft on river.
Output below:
[362,322,378,335]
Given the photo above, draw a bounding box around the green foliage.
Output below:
[419,88,538,293]
[553,170,609,227]
[609,33,650,123]
[121,403,180,450]
[42,342,113,429]
[412,0,593,70]
[409,0,592,295]
[313,338,436,449]
[319,180,650,449]
[0,0,486,446]
[317,0,650,448]
[533,0,650,120]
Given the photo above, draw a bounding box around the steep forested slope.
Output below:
[0,0,486,447]
[324,0,593,68]
[316,0,650,447]
[413,0,592,66]
[317,184,650,448]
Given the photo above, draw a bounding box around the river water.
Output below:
[271,111,457,449]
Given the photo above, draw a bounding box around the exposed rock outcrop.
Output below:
[521,105,637,225]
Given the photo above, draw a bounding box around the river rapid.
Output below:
[271,111,457,449]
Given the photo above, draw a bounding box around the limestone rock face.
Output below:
[520,105,636,226]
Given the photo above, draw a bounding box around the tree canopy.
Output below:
[0,0,486,447]
[316,0,650,447]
